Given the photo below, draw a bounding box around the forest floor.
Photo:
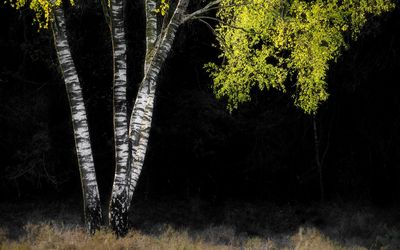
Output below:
[0,199,399,249]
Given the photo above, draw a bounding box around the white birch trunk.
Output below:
[108,0,130,235]
[105,0,189,236]
[126,0,190,208]
[107,0,158,236]
[51,6,102,234]
[145,0,158,72]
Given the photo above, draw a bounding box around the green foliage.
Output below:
[155,0,170,16]
[207,0,395,114]
[5,0,75,29]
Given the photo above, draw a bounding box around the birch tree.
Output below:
[6,0,103,233]
[100,0,222,236]
[52,6,102,234]
[6,0,226,237]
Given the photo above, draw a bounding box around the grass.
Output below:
[0,223,368,250]
[0,199,399,249]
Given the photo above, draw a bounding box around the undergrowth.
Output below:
[0,200,399,249]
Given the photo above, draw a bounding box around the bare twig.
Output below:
[192,16,254,34]
[196,18,217,36]
[183,1,255,23]
[183,0,221,23]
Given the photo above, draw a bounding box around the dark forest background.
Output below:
[1,1,400,206]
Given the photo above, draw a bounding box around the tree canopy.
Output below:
[207,0,395,114]
[6,0,74,29]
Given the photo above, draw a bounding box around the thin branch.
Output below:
[2,70,52,86]
[197,18,216,36]
[183,1,254,23]
[320,126,331,167]
[183,0,221,23]
[99,0,111,27]
[192,16,254,34]
[160,7,171,37]
[313,116,324,202]
[321,106,336,167]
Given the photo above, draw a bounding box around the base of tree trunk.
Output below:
[85,203,102,234]
[109,195,129,237]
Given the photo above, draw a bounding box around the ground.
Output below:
[1,199,400,249]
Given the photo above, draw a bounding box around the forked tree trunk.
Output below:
[125,0,158,207]
[126,0,190,214]
[105,0,208,236]
[108,0,160,236]
[107,0,189,236]
[108,0,130,235]
[51,6,102,234]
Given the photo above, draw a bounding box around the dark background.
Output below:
[1,1,400,206]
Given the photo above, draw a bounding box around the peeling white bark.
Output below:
[51,6,102,234]
[110,0,129,190]
[145,0,158,55]
[47,0,211,237]
[126,0,190,207]
[105,0,189,236]
[108,0,130,236]
[144,0,158,73]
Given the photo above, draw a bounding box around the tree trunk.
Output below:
[126,0,190,210]
[313,116,324,202]
[51,6,102,234]
[108,0,130,236]
[145,0,158,72]
[107,0,188,236]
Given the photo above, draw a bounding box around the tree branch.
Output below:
[192,16,253,34]
[183,1,254,23]
[99,0,111,28]
[196,18,216,36]
[183,0,221,23]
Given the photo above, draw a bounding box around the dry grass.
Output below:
[0,223,369,250]
[0,201,399,249]
[1,223,230,250]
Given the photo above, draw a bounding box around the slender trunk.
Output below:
[51,6,102,234]
[108,0,188,236]
[126,0,190,207]
[313,116,324,202]
[123,0,159,206]
[108,0,130,235]
[145,0,158,72]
